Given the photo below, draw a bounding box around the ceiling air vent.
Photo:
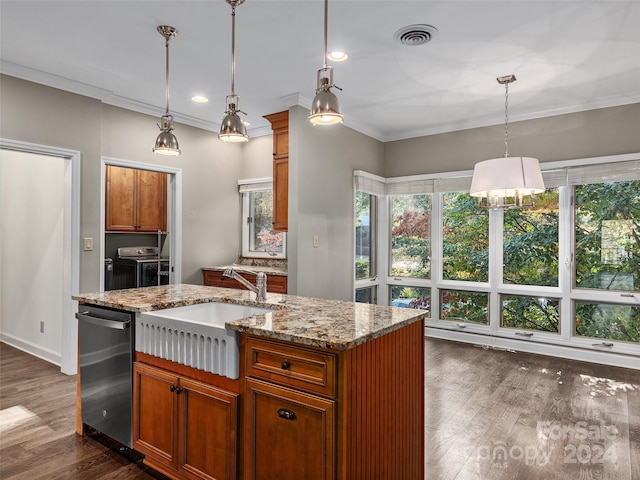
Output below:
[394,24,438,46]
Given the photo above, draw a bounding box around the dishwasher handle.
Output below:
[76,311,131,330]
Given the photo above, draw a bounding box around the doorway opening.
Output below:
[101,157,182,290]
[0,139,80,375]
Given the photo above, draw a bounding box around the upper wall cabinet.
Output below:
[105,165,167,233]
[264,111,288,232]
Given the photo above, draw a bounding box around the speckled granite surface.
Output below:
[202,257,288,276]
[202,264,287,277]
[73,284,426,350]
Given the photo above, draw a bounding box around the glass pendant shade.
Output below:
[470,156,545,208]
[153,115,181,155]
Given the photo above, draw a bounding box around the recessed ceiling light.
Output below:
[327,51,348,62]
[191,95,209,103]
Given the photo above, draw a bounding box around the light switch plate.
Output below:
[84,237,94,251]
[313,235,319,248]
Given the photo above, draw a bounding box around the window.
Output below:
[355,191,378,303]
[442,192,488,282]
[354,155,640,360]
[573,178,640,344]
[574,180,639,293]
[355,191,377,281]
[354,173,384,304]
[440,289,489,324]
[390,195,431,278]
[355,286,378,304]
[503,190,559,287]
[501,295,560,333]
[240,179,286,259]
[390,286,430,312]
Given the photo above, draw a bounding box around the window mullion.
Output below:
[241,193,250,257]
[378,194,390,305]
[430,193,443,322]
[559,185,574,342]
[489,209,503,333]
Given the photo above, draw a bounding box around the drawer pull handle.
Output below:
[281,360,291,370]
[277,408,297,421]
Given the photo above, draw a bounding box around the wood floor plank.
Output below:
[1,338,638,480]
[0,344,159,480]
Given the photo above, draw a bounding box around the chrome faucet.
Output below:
[222,268,267,302]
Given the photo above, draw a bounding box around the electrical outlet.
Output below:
[40,321,45,333]
[83,237,94,251]
[313,235,319,248]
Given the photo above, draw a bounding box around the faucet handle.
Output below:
[255,272,267,301]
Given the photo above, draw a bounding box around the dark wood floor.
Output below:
[1,339,638,479]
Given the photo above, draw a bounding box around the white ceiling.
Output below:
[2,1,639,142]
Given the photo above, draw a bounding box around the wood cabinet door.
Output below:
[273,128,288,158]
[264,111,288,233]
[133,363,178,470]
[178,378,239,480]
[245,378,335,480]
[272,157,288,232]
[137,169,167,232]
[105,166,167,232]
[105,165,137,231]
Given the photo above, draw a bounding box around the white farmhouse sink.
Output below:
[136,302,273,379]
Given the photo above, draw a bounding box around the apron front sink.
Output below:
[136,302,274,379]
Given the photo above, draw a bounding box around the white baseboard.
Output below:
[425,327,639,371]
[0,333,62,369]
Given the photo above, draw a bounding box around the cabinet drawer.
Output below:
[203,269,232,288]
[266,275,287,294]
[245,337,336,398]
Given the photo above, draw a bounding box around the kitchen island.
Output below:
[74,284,426,480]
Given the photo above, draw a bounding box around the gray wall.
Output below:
[288,106,385,300]
[2,74,638,301]
[384,103,640,177]
[241,134,273,179]
[0,75,249,291]
[1,75,103,292]
[100,103,246,284]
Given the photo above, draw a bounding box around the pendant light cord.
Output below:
[323,0,328,69]
[503,81,509,158]
[164,36,171,116]
[230,3,236,97]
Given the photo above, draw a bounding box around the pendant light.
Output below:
[309,0,343,125]
[153,26,181,156]
[470,74,544,209]
[219,0,248,142]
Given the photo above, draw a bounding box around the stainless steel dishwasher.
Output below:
[76,305,134,448]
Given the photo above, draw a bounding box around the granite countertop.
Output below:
[202,257,288,277]
[73,284,426,350]
[202,264,288,276]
